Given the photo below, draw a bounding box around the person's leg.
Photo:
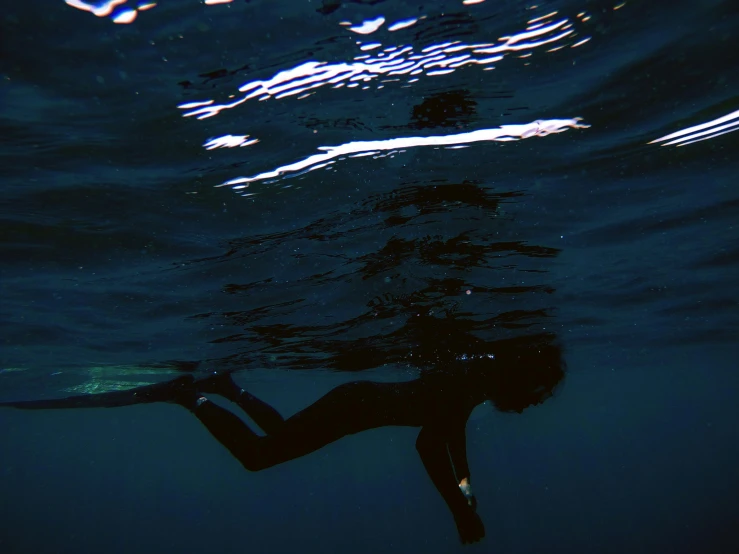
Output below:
[176,390,270,471]
[176,379,402,472]
[196,372,285,435]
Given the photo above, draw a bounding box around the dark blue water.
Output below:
[1,0,738,552]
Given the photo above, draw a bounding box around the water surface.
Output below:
[1,0,738,552]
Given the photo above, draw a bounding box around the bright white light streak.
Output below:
[448,58,476,69]
[179,15,583,120]
[650,109,739,146]
[505,19,568,45]
[275,81,325,99]
[571,37,591,48]
[179,100,214,109]
[528,11,558,25]
[65,0,127,17]
[422,41,457,53]
[220,118,589,188]
[678,124,739,146]
[112,8,137,23]
[476,30,574,53]
[388,18,418,31]
[349,17,385,35]
[204,135,259,150]
[427,68,456,76]
[658,120,739,146]
[443,44,480,53]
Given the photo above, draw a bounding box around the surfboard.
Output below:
[0,374,194,410]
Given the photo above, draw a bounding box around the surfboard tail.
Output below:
[0,375,195,410]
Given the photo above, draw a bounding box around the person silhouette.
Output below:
[3,332,564,544]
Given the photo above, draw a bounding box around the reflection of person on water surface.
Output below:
[4,332,564,544]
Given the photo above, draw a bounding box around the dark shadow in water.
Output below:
[177,65,251,91]
[179,180,559,372]
[316,0,387,16]
[408,90,478,130]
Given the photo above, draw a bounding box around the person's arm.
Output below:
[416,425,484,544]
[447,420,476,509]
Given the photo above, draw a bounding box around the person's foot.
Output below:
[194,371,242,402]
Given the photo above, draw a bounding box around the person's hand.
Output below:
[454,506,485,544]
[459,478,477,510]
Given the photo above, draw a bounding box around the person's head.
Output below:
[469,333,565,413]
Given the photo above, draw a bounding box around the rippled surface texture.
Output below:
[1,0,738,552]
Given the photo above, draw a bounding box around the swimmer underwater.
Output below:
[0,333,565,545]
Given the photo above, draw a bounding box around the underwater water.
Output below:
[1,0,738,552]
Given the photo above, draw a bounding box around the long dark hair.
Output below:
[471,333,566,413]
